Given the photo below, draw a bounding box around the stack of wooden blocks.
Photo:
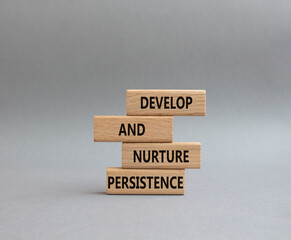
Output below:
[94,89,206,195]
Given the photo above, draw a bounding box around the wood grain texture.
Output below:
[122,142,201,169]
[94,116,173,142]
[107,167,185,195]
[126,89,206,116]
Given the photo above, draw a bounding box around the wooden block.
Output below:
[126,89,206,116]
[122,142,201,169]
[94,116,173,142]
[107,167,185,195]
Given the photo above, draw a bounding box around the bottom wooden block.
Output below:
[106,167,185,195]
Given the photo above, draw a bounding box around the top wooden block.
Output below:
[127,89,206,116]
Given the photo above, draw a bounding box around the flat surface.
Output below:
[1,117,290,239]
[1,1,291,239]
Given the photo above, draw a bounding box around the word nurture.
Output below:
[133,150,189,163]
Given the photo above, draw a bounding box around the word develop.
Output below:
[141,96,193,109]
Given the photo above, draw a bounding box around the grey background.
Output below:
[1,1,290,239]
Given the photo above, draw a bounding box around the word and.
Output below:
[133,150,189,163]
[108,175,184,189]
[118,123,145,136]
[141,96,193,109]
